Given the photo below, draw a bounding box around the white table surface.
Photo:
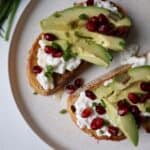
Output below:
[0,1,52,150]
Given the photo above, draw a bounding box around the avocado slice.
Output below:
[75,28,126,51]
[128,65,150,82]
[104,99,139,146]
[72,39,112,66]
[40,6,132,33]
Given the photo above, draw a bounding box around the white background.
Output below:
[0,1,52,150]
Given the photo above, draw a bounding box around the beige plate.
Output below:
[8,0,150,149]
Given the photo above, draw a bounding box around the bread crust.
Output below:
[27,34,90,95]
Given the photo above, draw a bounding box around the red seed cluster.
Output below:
[43,33,57,41]
[81,107,93,118]
[85,90,97,100]
[66,78,84,94]
[108,126,119,136]
[85,14,129,37]
[32,65,43,74]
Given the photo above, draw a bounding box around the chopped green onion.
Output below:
[44,65,54,79]
[59,109,67,114]
[79,14,89,20]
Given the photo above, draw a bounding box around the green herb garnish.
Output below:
[44,65,54,79]
[92,102,97,107]
[63,49,77,61]
[59,109,67,114]
[100,99,106,108]
[33,91,38,95]
[51,42,61,49]
[0,0,20,41]
[146,107,150,113]
[53,12,61,18]
[99,130,104,134]
[79,14,89,20]
[119,41,126,49]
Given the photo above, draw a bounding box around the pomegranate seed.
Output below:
[140,82,150,92]
[115,26,129,37]
[108,126,119,136]
[86,20,98,32]
[81,107,93,118]
[117,102,129,116]
[117,100,128,107]
[130,105,140,117]
[66,84,77,94]
[86,0,94,6]
[128,93,139,104]
[44,33,57,41]
[140,93,150,103]
[74,78,84,88]
[52,49,63,57]
[32,65,42,74]
[44,46,54,54]
[98,14,109,25]
[90,117,104,130]
[85,90,96,100]
[95,104,106,115]
[98,24,110,34]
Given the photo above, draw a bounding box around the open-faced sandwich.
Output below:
[27,0,132,95]
[68,52,150,146]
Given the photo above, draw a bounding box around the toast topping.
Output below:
[35,38,81,90]
[121,53,150,68]
[74,91,120,136]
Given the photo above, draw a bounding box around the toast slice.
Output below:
[68,64,150,141]
[27,34,90,95]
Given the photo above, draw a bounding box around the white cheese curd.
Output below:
[146,52,150,65]
[66,57,81,71]
[103,79,113,86]
[36,39,81,89]
[121,56,146,68]
[74,92,108,132]
[95,0,118,12]
[96,126,111,137]
[37,48,61,68]
[54,59,66,74]
[39,40,46,49]
[141,112,150,117]
[36,71,54,90]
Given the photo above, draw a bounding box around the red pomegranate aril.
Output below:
[140,82,150,92]
[81,107,93,118]
[85,90,97,100]
[32,65,42,74]
[108,126,119,136]
[44,46,54,54]
[52,49,63,57]
[86,0,94,6]
[115,26,129,37]
[140,93,150,103]
[90,117,104,130]
[66,84,76,94]
[128,93,139,104]
[98,14,109,25]
[130,105,140,117]
[44,33,57,41]
[74,78,84,88]
[86,20,98,32]
[98,24,110,34]
[118,104,129,116]
[95,104,106,115]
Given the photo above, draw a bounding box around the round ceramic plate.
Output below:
[9,0,150,149]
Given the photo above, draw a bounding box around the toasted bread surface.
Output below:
[27,34,90,95]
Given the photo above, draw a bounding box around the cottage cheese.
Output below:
[121,53,150,68]
[96,0,118,12]
[74,91,112,136]
[103,79,113,86]
[36,71,54,90]
[36,39,81,89]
